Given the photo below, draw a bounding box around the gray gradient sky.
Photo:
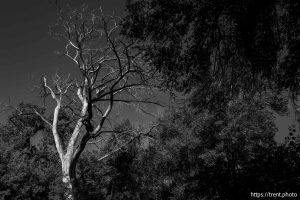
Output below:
[0,0,135,122]
[0,0,125,103]
[0,0,295,142]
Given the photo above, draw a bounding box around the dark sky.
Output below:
[0,0,58,105]
[0,0,125,104]
[0,0,295,142]
[0,0,140,122]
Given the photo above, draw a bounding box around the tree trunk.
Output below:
[62,159,78,200]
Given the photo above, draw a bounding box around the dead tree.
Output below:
[33,4,159,200]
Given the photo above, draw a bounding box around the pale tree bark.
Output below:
[61,159,77,200]
[31,4,161,200]
[289,93,300,136]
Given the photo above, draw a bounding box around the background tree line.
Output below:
[1,100,300,200]
[0,0,299,199]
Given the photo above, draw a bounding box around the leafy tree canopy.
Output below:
[122,0,299,102]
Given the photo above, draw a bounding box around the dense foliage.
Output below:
[0,103,64,200]
[0,106,141,200]
[0,0,299,199]
[134,98,299,200]
[1,98,300,200]
[122,0,299,106]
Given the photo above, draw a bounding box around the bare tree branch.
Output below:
[97,124,156,161]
